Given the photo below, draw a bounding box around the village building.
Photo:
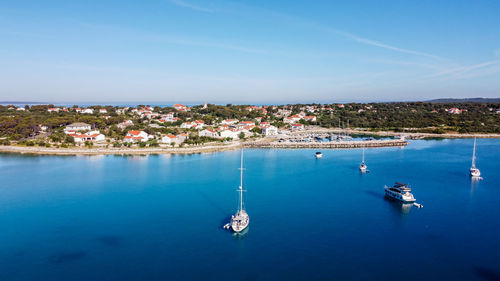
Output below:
[123,130,152,143]
[65,122,91,132]
[199,129,218,138]
[68,131,106,143]
[303,116,317,122]
[262,125,278,136]
[291,123,305,131]
[117,120,134,129]
[219,129,240,139]
[221,119,239,125]
[174,104,189,111]
[161,133,188,145]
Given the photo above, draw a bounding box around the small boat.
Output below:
[359,148,367,172]
[384,182,416,203]
[231,150,249,233]
[315,152,323,159]
[470,137,481,178]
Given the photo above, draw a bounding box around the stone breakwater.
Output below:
[243,139,409,149]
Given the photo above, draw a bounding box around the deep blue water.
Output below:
[0,139,499,281]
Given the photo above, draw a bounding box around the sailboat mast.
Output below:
[362,148,365,163]
[239,150,244,212]
[338,119,341,139]
[472,138,476,168]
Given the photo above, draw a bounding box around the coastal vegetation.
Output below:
[0,102,499,148]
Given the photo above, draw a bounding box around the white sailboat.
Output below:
[470,137,481,177]
[231,150,249,232]
[359,148,367,172]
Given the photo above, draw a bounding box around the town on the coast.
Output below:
[0,101,499,152]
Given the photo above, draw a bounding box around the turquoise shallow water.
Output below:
[0,139,499,281]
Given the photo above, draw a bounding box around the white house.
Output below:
[181,121,204,129]
[65,122,91,132]
[99,108,107,114]
[82,108,94,114]
[199,129,218,138]
[221,119,239,125]
[47,108,60,113]
[117,120,134,129]
[238,121,255,127]
[303,116,317,122]
[262,125,278,136]
[219,129,240,139]
[161,134,178,144]
[291,123,305,131]
[174,104,189,111]
[124,130,152,143]
[67,130,105,142]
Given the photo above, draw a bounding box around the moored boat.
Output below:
[470,137,481,178]
[384,182,416,203]
[359,148,367,172]
[231,150,249,233]
[315,152,323,158]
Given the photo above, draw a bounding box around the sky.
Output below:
[0,0,499,103]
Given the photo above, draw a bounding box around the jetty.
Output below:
[244,139,408,149]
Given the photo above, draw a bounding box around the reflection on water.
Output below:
[470,177,482,196]
[232,227,249,240]
[384,195,413,215]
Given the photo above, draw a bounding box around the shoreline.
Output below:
[1,130,499,156]
[0,143,243,156]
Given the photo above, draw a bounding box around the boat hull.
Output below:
[384,189,416,203]
[470,168,481,177]
[231,210,249,233]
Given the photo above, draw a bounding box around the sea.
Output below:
[0,139,499,281]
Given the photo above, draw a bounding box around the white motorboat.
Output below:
[384,182,416,203]
[315,152,323,159]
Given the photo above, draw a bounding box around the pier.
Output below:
[244,139,409,149]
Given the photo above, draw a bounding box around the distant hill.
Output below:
[426,98,500,103]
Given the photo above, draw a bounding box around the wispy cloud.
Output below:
[428,60,500,79]
[168,0,213,13]
[230,3,447,61]
[330,29,444,60]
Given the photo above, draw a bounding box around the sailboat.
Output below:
[359,148,367,172]
[231,150,249,232]
[470,137,481,177]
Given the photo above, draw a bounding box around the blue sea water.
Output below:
[0,139,499,281]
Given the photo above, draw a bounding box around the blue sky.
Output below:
[0,0,499,103]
